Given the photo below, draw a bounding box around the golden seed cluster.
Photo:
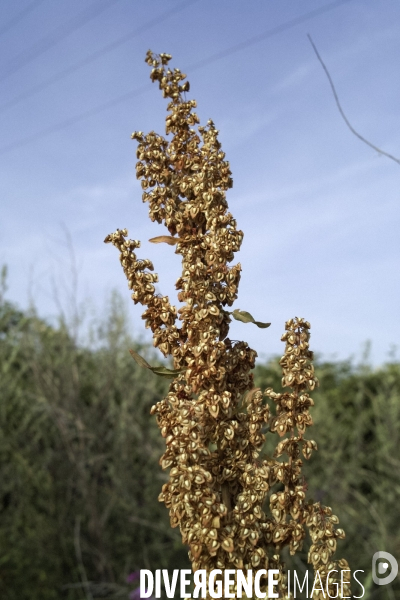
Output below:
[265,318,350,597]
[105,52,349,598]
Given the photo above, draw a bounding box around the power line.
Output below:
[186,0,354,72]
[0,0,200,113]
[0,0,122,83]
[0,0,355,156]
[0,0,46,38]
[0,85,150,156]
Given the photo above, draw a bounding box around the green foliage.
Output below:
[0,289,189,600]
[0,270,399,598]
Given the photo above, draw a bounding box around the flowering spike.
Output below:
[105,53,349,598]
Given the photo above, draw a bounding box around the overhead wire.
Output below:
[0,0,46,38]
[186,0,353,72]
[0,84,150,156]
[0,0,122,83]
[0,0,200,113]
[0,0,355,156]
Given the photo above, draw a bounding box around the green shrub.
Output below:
[0,270,398,598]
[0,286,189,600]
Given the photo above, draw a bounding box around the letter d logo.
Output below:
[372,551,398,585]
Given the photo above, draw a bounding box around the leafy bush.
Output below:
[0,285,189,600]
[0,272,398,598]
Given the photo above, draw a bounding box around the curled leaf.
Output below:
[129,349,152,369]
[149,236,178,245]
[129,349,186,378]
[151,366,187,379]
[231,309,271,329]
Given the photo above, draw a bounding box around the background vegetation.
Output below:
[0,269,399,599]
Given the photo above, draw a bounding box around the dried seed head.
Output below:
[105,51,349,586]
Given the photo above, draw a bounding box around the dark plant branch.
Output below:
[74,516,93,600]
[129,515,180,541]
[308,33,400,166]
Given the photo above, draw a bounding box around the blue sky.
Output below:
[1,0,399,365]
